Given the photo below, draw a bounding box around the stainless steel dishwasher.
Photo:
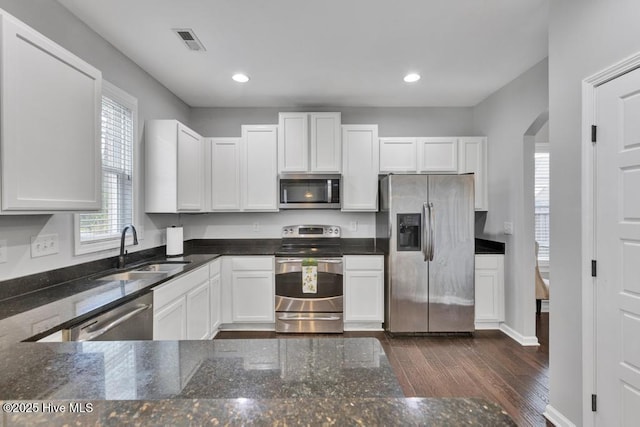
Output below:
[63,292,153,341]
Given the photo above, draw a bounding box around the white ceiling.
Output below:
[57,0,548,108]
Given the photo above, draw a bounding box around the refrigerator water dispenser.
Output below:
[397,213,421,251]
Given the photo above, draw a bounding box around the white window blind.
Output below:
[77,83,136,252]
[535,148,550,262]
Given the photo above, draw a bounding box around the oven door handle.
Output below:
[276,258,343,264]
[278,314,341,321]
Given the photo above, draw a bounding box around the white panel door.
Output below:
[210,137,241,210]
[153,297,187,340]
[458,137,488,211]
[177,123,203,211]
[379,138,417,172]
[595,65,640,426]
[310,112,341,172]
[417,137,458,172]
[242,125,278,211]
[231,271,275,322]
[186,280,210,340]
[1,13,102,211]
[342,125,379,211]
[278,113,308,173]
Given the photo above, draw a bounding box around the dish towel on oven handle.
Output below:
[302,258,318,294]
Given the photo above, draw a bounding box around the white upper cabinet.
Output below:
[417,137,458,172]
[242,125,278,211]
[379,137,418,172]
[0,11,102,213]
[458,137,488,211]
[145,120,204,213]
[278,113,308,172]
[278,112,341,173]
[342,125,379,211]
[310,113,341,172]
[208,137,242,211]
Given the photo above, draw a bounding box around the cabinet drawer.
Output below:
[231,257,273,271]
[345,255,384,271]
[153,264,209,308]
[209,258,221,276]
[475,255,500,270]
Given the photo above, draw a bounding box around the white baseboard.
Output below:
[543,404,576,427]
[475,321,502,330]
[499,323,540,346]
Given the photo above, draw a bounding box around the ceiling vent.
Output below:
[173,28,206,52]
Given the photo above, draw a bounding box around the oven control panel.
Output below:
[281,225,341,238]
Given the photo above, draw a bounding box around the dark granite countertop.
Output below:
[1,398,515,426]
[0,337,515,425]
[475,238,506,254]
[0,254,219,346]
[0,338,401,400]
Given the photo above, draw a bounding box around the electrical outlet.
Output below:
[0,239,7,263]
[350,221,358,232]
[503,222,514,235]
[30,234,59,258]
[253,222,260,232]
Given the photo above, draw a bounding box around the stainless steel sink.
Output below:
[96,261,191,282]
[135,262,190,273]
[97,271,168,282]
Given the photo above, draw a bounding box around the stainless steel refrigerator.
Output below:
[376,174,475,333]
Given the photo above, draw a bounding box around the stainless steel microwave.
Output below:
[279,174,341,209]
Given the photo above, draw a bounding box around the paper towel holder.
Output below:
[166,225,184,257]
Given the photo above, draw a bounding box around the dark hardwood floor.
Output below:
[216,313,550,426]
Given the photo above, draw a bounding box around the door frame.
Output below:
[581,51,640,427]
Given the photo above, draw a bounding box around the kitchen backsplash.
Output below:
[182,211,375,240]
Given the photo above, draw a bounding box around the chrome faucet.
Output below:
[118,224,139,269]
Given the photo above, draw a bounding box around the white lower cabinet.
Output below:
[153,262,219,340]
[209,259,222,336]
[474,254,505,329]
[186,281,210,340]
[230,257,275,323]
[154,297,187,340]
[344,255,384,330]
[219,256,275,328]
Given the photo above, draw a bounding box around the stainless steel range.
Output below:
[275,225,343,333]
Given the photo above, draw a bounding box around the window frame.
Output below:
[74,81,141,255]
[534,142,550,269]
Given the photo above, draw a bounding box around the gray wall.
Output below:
[472,58,549,341]
[0,1,188,280]
[190,107,474,137]
[548,1,640,424]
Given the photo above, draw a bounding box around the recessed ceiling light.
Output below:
[232,73,250,83]
[403,73,421,83]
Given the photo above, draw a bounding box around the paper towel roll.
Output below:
[166,226,183,256]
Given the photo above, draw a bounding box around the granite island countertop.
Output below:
[0,337,515,426]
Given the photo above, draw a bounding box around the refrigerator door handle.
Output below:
[422,202,429,262]
[428,202,435,261]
